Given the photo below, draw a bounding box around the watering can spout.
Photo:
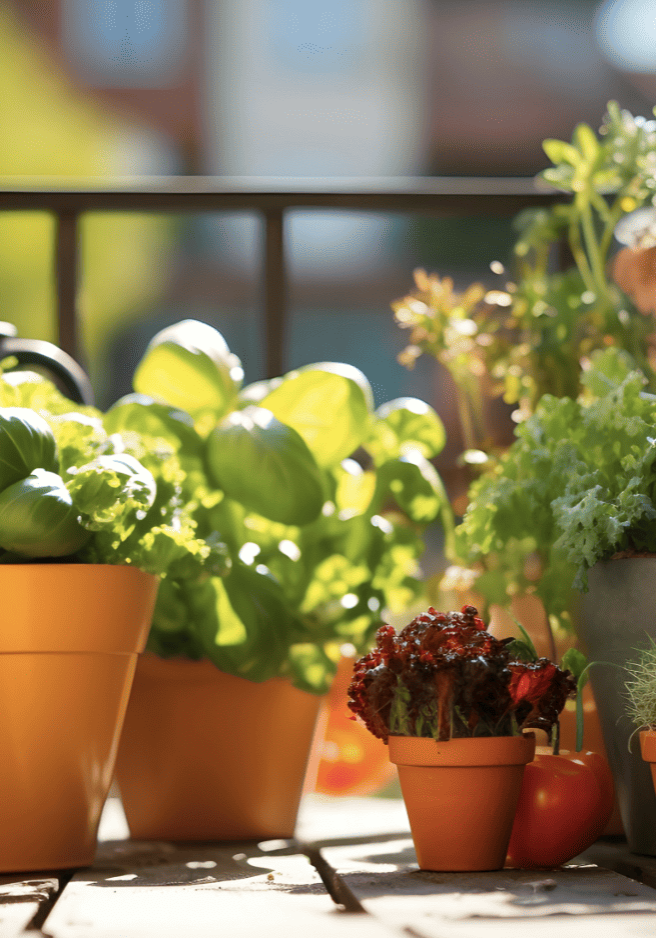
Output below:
[0,322,94,406]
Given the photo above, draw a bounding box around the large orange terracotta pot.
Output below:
[0,563,158,872]
[389,734,535,871]
[115,654,323,841]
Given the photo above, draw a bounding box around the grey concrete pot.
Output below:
[580,557,656,855]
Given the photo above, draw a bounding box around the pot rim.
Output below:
[0,562,157,573]
[134,652,301,687]
[594,554,656,567]
[640,728,656,762]
[0,563,159,654]
[388,733,535,767]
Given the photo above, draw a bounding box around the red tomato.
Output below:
[505,747,615,869]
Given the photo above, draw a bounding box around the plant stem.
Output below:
[598,195,620,258]
[581,196,611,300]
[454,379,477,451]
[568,214,596,293]
[544,610,557,664]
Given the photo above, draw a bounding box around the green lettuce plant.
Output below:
[0,370,216,581]
[99,319,453,693]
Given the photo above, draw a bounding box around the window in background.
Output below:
[63,0,189,88]
[202,0,426,281]
[596,0,656,72]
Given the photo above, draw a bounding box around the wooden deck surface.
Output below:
[3,795,656,937]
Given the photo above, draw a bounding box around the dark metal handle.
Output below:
[0,337,95,407]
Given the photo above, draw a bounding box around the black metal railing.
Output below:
[0,176,558,377]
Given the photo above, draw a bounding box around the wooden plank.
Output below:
[578,838,656,890]
[0,875,59,937]
[45,837,393,938]
[320,836,656,937]
[83,795,656,938]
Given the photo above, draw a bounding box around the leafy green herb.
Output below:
[455,353,656,627]
[0,369,217,582]
[105,320,452,692]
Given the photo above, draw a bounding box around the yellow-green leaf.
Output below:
[133,320,243,421]
[262,363,373,466]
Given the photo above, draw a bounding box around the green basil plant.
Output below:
[0,319,450,693]
[114,319,453,692]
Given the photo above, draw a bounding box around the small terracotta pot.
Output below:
[0,564,157,872]
[639,730,656,796]
[115,654,322,841]
[389,734,536,871]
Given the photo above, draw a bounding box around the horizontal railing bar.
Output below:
[0,175,559,214]
[2,175,562,380]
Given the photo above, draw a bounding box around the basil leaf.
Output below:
[262,362,373,466]
[105,394,204,456]
[193,563,299,682]
[0,407,58,491]
[133,319,243,420]
[369,397,446,462]
[376,451,447,524]
[0,468,90,557]
[206,406,324,525]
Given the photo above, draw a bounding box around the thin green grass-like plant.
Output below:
[625,638,656,731]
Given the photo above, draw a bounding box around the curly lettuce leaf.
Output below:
[66,453,157,536]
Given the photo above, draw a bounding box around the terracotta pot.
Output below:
[115,654,322,841]
[389,734,535,871]
[0,564,157,872]
[580,557,656,854]
[640,730,656,798]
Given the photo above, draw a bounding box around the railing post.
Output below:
[53,209,81,363]
[263,208,286,379]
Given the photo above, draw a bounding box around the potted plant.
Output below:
[625,640,656,806]
[448,348,656,854]
[106,318,454,840]
[346,604,575,871]
[0,365,213,872]
[389,103,656,843]
[391,102,656,641]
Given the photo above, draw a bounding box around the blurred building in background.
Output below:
[3,0,656,464]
